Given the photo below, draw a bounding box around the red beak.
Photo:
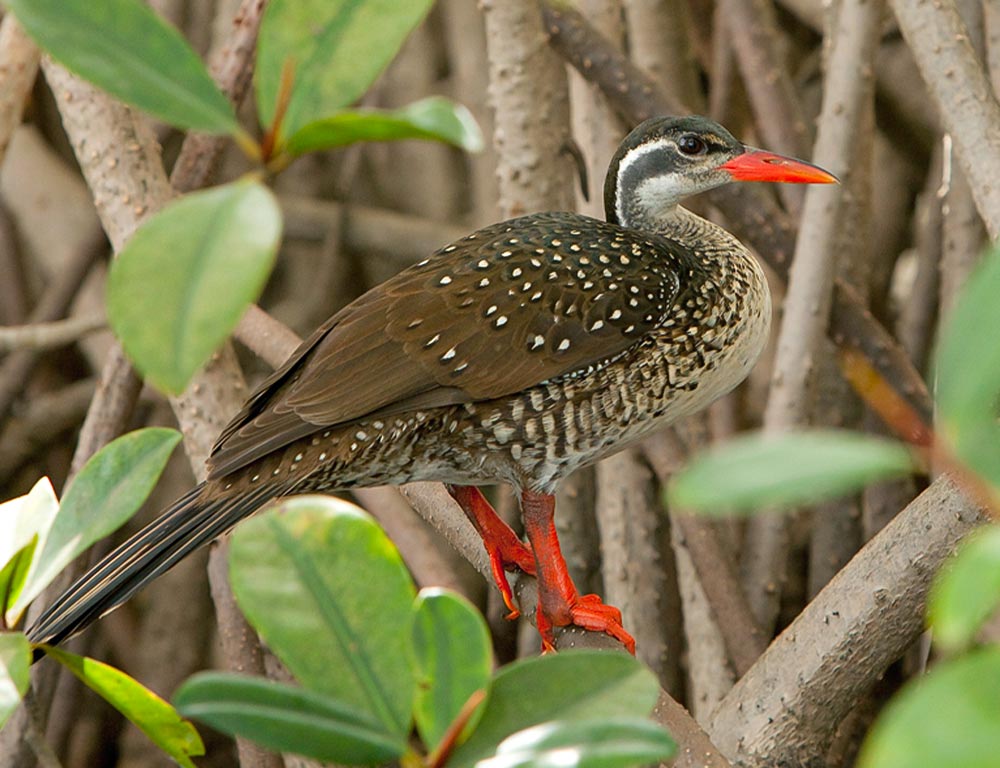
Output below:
[720,149,839,184]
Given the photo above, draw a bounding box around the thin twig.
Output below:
[717,0,809,214]
[235,303,303,370]
[170,0,267,193]
[0,313,106,353]
[0,378,95,482]
[280,195,466,275]
[0,231,105,422]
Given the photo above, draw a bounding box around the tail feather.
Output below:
[27,482,277,648]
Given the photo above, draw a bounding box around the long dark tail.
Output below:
[27,482,278,648]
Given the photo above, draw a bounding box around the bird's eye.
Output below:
[677,135,707,156]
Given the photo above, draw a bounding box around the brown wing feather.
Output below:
[208,213,681,480]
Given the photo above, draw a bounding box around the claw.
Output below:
[568,595,635,654]
[487,545,524,619]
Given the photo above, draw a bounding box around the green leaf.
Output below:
[928,526,1000,653]
[285,97,483,157]
[229,495,416,737]
[936,245,1000,491]
[858,646,1000,768]
[0,633,30,730]
[8,428,181,623]
[412,588,493,750]
[0,536,37,619]
[667,430,916,514]
[45,646,203,767]
[256,0,435,139]
[449,650,660,768]
[6,0,237,134]
[107,180,281,394]
[476,718,677,768]
[175,672,407,764]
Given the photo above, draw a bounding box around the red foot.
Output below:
[535,593,636,654]
[448,486,536,618]
[521,490,636,655]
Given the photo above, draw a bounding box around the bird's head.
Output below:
[605,115,837,227]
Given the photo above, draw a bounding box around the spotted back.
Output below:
[208,212,683,479]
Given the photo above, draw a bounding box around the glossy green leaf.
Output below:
[256,0,434,138]
[0,633,30,730]
[858,645,1000,768]
[412,588,492,750]
[936,245,1000,490]
[6,0,237,134]
[449,650,659,768]
[477,718,677,768]
[928,526,1000,653]
[229,496,416,737]
[108,180,281,394]
[667,430,915,514]
[285,97,483,157]
[45,646,203,767]
[175,672,407,764]
[0,478,58,575]
[9,428,181,622]
[0,536,36,620]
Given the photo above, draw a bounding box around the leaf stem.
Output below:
[426,689,487,768]
[260,57,296,162]
[840,346,1000,517]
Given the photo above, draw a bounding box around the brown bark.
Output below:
[717,0,810,214]
[482,0,574,216]
[595,450,674,683]
[0,15,39,165]
[36,50,277,768]
[711,476,984,766]
[623,0,704,111]
[742,0,884,633]
[890,0,1000,239]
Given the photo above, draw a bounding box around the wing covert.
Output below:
[208,213,683,479]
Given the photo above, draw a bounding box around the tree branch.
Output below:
[483,0,574,215]
[40,54,277,768]
[0,313,106,352]
[709,476,984,765]
[890,0,1000,239]
[0,14,40,165]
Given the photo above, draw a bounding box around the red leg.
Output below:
[520,490,636,654]
[447,485,536,618]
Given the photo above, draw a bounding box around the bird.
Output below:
[28,115,836,653]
